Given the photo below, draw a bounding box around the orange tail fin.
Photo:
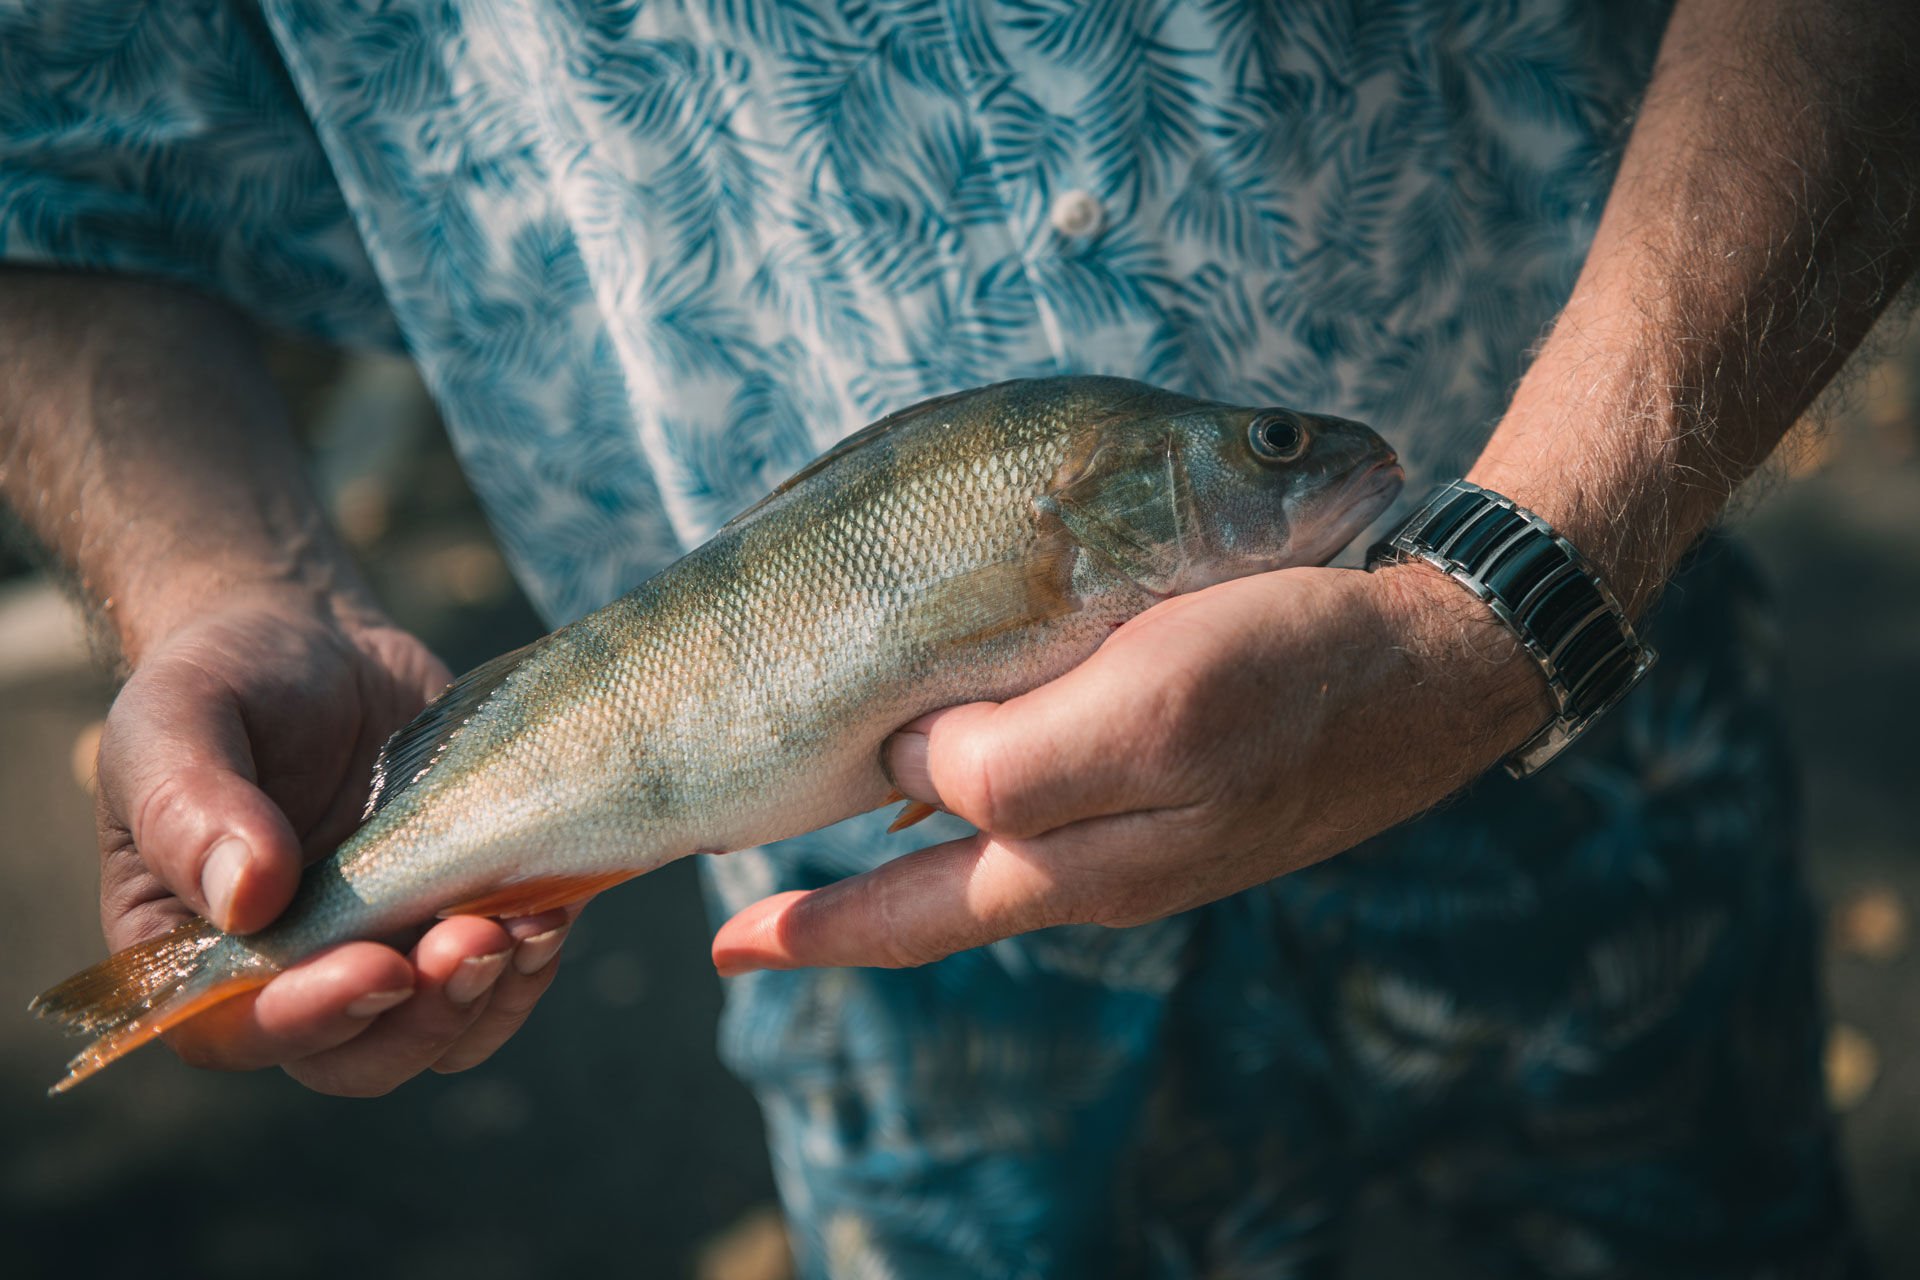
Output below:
[30,919,276,1095]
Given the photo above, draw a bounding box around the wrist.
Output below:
[1463,455,1672,624]
[1363,560,1559,766]
[110,548,383,668]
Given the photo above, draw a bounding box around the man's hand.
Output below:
[1,273,578,1093]
[711,563,1551,973]
[95,589,575,1093]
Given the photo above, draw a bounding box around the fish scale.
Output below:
[30,375,1402,1092]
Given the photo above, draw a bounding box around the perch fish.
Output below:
[32,376,1402,1092]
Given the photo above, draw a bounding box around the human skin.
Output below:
[0,277,574,1093]
[2,0,1914,1087]
[707,0,1920,974]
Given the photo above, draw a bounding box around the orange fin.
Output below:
[32,918,224,1034]
[49,973,271,1096]
[887,801,941,833]
[438,870,642,919]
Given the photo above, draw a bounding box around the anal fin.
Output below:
[438,870,642,920]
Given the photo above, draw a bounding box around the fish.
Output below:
[31,375,1401,1092]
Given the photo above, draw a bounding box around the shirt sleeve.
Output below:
[0,1,400,348]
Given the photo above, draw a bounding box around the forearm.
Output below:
[1470,0,1919,618]
[0,270,373,664]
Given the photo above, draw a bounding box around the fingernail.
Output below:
[344,988,415,1019]
[882,732,936,805]
[714,958,762,979]
[201,837,250,930]
[513,925,569,976]
[444,950,510,1006]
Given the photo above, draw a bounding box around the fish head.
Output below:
[1195,405,1403,574]
[1042,402,1402,598]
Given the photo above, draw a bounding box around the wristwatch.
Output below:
[1366,480,1657,778]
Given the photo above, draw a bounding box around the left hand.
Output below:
[711,562,1556,974]
[94,591,579,1093]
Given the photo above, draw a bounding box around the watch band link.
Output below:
[1366,480,1657,778]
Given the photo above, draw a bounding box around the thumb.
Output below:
[96,659,304,938]
[711,833,1063,974]
[882,651,1172,840]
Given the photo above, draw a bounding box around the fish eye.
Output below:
[1248,411,1308,463]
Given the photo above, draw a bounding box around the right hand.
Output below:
[93,587,576,1095]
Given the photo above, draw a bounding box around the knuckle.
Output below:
[873,935,936,969]
[958,735,1043,837]
[129,770,209,877]
[862,876,942,969]
[942,734,1003,830]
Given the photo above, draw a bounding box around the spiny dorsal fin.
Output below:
[718,384,994,533]
[362,638,548,820]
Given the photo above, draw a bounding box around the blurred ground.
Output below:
[1,313,1915,1278]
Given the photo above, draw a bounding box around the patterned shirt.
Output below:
[3,0,1670,627]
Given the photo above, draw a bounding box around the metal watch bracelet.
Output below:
[1365,480,1657,778]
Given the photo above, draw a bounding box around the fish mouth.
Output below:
[1347,456,1405,512]
[1309,457,1404,565]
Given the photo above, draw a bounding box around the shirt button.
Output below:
[1049,190,1104,237]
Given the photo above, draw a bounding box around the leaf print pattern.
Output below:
[2,4,1855,1275]
[2,0,1678,616]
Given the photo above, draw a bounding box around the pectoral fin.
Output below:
[1038,432,1198,596]
[915,530,1082,649]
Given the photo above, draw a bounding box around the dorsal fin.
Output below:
[718,384,993,533]
[362,638,548,820]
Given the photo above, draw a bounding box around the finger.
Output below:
[281,915,514,1097]
[430,909,575,1075]
[711,832,1065,973]
[882,644,1193,840]
[163,942,417,1071]
[96,663,303,933]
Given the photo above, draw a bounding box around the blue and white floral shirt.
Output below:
[2,0,1669,627]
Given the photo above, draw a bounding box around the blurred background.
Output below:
[1,308,1915,1279]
